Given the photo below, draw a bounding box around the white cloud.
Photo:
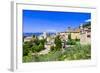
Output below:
[85,19,91,22]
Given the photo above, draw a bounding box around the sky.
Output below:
[23,10,91,33]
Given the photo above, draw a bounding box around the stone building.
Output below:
[80,24,91,44]
[66,27,80,40]
[58,27,80,41]
[58,24,91,44]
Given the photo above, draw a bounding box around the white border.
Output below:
[11,1,97,72]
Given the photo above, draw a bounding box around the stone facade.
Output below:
[58,25,91,44]
[80,26,91,44]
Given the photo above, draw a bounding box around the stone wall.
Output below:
[80,32,91,44]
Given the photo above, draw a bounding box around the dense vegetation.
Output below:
[59,44,91,60]
[23,34,91,62]
[23,35,46,62]
[66,33,80,45]
[23,44,91,62]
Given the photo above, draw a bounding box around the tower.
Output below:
[80,24,84,34]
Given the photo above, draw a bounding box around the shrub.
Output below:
[62,44,91,60]
[23,44,32,56]
[66,40,76,45]
[23,42,91,62]
[23,51,33,62]
[50,46,55,51]
[38,43,45,51]
[75,37,80,41]
[39,39,46,45]
[34,50,63,62]
[32,43,45,53]
[31,45,38,52]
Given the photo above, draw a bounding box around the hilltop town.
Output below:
[23,21,91,62]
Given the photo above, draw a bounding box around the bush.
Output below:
[23,44,32,56]
[50,46,55,51]
[25,44,91,62]
[62,44,91,60]
[23,51,33,62]
[32,43,45,53]
[33,50,63,62]
[39,39,46,45]
[31,45,38,52]
[38,43,45,51]
[75,37,80,41]
[66,40,76,45]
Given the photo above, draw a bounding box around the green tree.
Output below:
[39,39,46,45]
[50,46,55,51]
[31,45,38,52]
[23,51,33,62]
[23,42,32,56]
[34,37,40,45]
[32,34,35,38]
[38,43,45,51]
[32,43,45,53]
[54,36,62,50]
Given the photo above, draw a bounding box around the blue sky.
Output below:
[23,10,91,33]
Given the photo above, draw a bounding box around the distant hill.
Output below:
[83,21,91,28]
[23,32,56,37]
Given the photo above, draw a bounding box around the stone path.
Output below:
[38,45,51,55]
[32,45,51,55]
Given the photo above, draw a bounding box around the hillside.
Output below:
[83,21,91,28]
